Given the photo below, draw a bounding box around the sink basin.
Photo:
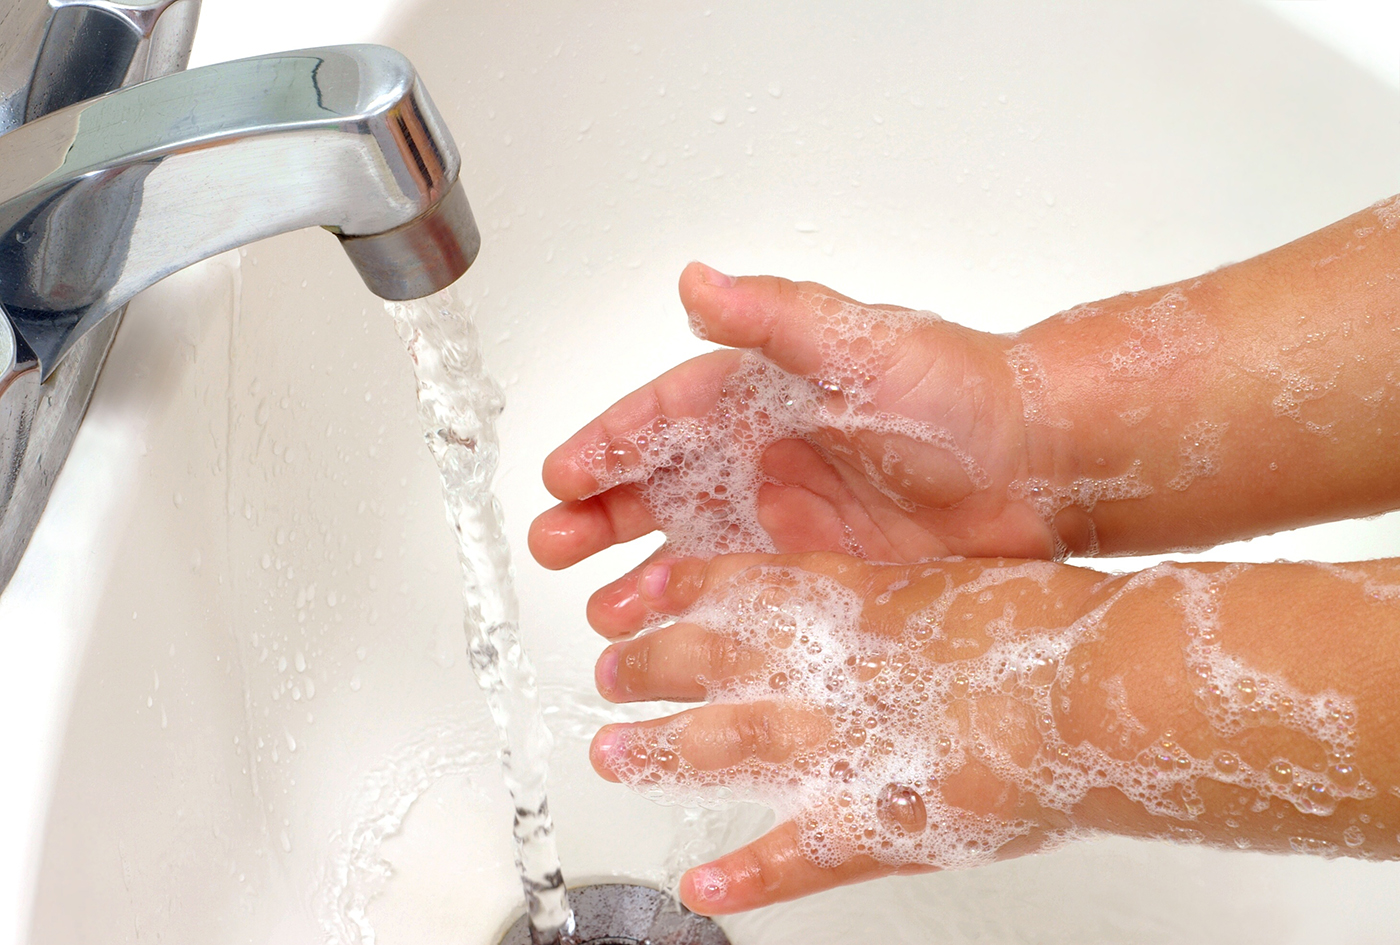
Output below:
[7,1,1400,943]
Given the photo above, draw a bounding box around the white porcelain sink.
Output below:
[6,2,1400,943]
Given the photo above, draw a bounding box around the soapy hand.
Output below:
[535,202,1400,590]
[530,263,1079,635]
[587,551,1400,914]
[588,551,1107,912]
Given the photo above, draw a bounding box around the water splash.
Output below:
[319,711,496,944]
[386,289,575,943]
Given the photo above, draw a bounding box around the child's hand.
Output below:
[589,552,1105,912]
[530,264,1084,629]
[532,202,1400,599]
[587,552,1400,914]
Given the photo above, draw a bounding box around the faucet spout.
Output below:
[0,43,480,378]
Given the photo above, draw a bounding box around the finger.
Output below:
[678,262,916,377]
[586,554,757,637]
[528,488,656,571]
[540,349,743,502]
[589,551,878,639]
[590,701,830,781]
[755,438,872,555]
[595,621,766,703]
[680,820,906,914]
[584,551,678,639]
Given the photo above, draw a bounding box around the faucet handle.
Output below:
[25,0,200,120]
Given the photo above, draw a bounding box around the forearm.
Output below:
[1067,557,1400,855]
[1019,197,1400,554]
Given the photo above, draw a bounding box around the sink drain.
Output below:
[497,883,730,945]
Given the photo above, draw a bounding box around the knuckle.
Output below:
[734,840,786,894]
[620,642,650,692]
[732,706,777,759]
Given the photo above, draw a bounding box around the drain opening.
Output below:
[497,883,730,945]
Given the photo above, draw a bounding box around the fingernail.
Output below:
[695,262,735,288]
[687,866,729,904]
[639,562,671,600]
[595,647,620,694]
[593,725,626,765]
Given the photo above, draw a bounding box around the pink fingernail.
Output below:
[639,563,670,599]
[593,726,626,764]
[696,262,735,288]
[595,647,620,694]
[688,866,729,903]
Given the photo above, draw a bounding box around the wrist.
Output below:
[1008,298,1176,557]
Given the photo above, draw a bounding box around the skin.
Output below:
[527,194,1400,913]
[587,553,1400,913]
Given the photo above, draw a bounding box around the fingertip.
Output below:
[540,440,601,501]
[526,509,566,570]
[679,865,732,915]
[527,503,594,570]
[594,645,620,699]
[680,260,736,295]
[586,574,646,637]
[589,724,626,781]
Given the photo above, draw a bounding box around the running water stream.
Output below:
[388,290,576,944]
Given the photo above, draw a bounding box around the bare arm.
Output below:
[1022,196,1400,553]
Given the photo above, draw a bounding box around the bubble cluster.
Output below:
[1008,463,1153,557]
[607,561,1373,871]
[1373,194,1400,231]
[1055,301,1105,325]
[1268,367,1338,436]
[581,294,986,556]
[1166,420,1227,492]
[1104,289,1217,380]
[1118,406,1152,427]
[1006,343,1070,429]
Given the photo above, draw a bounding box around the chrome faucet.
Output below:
[0,0,480,591]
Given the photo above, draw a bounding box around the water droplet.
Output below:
[1212,751,1240,775]
[876,783,927,834]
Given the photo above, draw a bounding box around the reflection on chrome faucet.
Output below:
[0,14,479,590]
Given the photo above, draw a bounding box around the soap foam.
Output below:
[1007,342,1071,429]
[1104,289,1216,380]
[1269,366,1338,437]
[1166,420,1226,492]
[1008,463,1154,557]
[608,562,1372,871]
[1373,194,1400,231]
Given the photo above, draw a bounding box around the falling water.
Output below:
[387,289,575,943]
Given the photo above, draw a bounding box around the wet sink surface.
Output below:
[16,2,1400,943]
